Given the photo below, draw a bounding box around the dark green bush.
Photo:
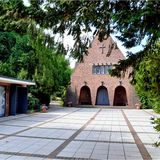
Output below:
[28,93,40,111]
[152,118,160,147]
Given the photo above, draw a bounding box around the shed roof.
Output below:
[0,76,35,86]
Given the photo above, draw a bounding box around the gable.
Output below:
[72,36,126,77]
[69,36,138,107]
[83,36,125,65]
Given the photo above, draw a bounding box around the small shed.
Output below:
[0,76,35,117]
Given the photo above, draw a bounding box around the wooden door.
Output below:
[113,86,127,106]
[79,86,92,105]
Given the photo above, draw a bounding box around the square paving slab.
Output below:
[0,106,159,160]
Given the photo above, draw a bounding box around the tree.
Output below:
[31,33,71,105]
[0,32,34,78]
[1,0,160,59]
[1,0,159,99]
[134,42,160,112]
[0,0,73,107]
[0,31,72,106]
[38,0,160,61]
[133,43,160,146]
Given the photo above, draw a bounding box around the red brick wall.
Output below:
[69,36,138,107]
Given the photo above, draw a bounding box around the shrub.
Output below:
[152,117,160,147]
[28,93,40,111]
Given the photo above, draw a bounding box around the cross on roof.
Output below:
[99,43,106,54]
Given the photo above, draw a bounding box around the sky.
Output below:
[23,0,30,6]
[23,0,144,68]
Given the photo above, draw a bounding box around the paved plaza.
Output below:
[0,105,159,160]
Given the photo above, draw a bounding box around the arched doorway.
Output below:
[79,86,92,105]
[96,86,109,105]
[113,86,127,106]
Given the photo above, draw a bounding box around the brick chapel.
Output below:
[66,36,138,107]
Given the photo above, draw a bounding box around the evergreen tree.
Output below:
[0,31,72,106]
[134,42,160,112]
[1,0,160,60]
